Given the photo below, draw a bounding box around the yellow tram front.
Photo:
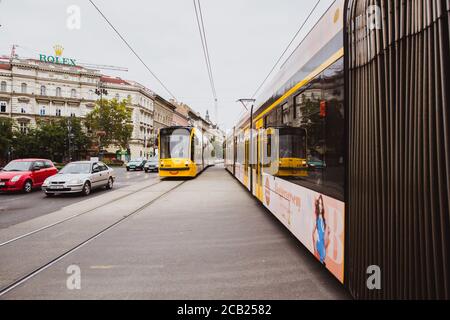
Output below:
[158,126,203,178]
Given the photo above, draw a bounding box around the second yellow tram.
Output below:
[158,126,214,178]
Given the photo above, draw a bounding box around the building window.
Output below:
[115,93,120,100]
[71,89,76,98]
[0,101,6,113]
[19,122,28,134]
[21,83,27,94]
[40,106,46,116]
[1,81,6,92]
[21,107,26,114]
[56,109,62,116]
[56,87,62,97]
[40,85,46,96]
[70,112,76,117]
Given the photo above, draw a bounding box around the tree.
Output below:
[35,120,66,161]
[64,118,92,161]
[85,98,133,151]
[0,118,14,162]
[12,127,40,160]
[11,118,91,162]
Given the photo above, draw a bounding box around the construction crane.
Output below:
[76,62,128,72]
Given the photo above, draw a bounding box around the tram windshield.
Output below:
[160,128,191,159]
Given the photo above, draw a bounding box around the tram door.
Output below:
[243,128,248,188]
[255,119,264,201]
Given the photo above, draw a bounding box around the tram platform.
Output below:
[1,165,350,299]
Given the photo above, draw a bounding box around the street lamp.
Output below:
[67,119,73,162]
[95,82,108,107]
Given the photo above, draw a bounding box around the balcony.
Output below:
[35,94,81,106]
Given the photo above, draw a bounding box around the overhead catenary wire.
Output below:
[193,0,218,121]
[88,0,177,100]
[250,0,321,99]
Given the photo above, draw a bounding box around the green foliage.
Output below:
[9,118,91,162]
[0,117,14,160]
[85,98,133,150]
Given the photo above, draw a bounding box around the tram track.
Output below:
[0,179,164,248]
[0,179,188,298]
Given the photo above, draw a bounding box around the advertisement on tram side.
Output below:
[262,173,345,283]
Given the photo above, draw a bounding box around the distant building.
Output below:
[100,77,155,160]
[0,54,155,160]
[0,48,224,161]
[170,100,190,127]
[153,95,176,131]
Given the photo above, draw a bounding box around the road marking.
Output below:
[90,265,116,269]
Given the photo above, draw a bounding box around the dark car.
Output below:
[126,159,147,171]
[0,159,58,193]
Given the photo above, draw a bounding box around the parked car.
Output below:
[0,159,58,193]
[42,161,115,197]
[144,157,159,173]
[126,159,147,171]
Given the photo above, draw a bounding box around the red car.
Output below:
[0,159,58,193]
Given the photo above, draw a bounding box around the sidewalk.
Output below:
[3,165,350,299]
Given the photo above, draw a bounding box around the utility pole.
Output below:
[236,98,255,111]
[95,81,108,160]
[67,119,74,162]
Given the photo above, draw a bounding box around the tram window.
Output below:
[294,93,303,120]
[268,57,345,200]
[267,134,272,158]
[276,107,283,124]
[282,103,290,124]
[245,137,249,167]
[160,128,191,159]
[266,110,277,127]
[321,57,345,198]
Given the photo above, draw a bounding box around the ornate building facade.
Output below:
[0,55,155,160]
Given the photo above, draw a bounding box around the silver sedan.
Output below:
[42,161,115,197]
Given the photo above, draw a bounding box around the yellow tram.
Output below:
[158,126,214,178]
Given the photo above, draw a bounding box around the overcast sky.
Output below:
[0,0,334,131]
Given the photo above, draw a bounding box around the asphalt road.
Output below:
[0,168,159,229]
[0,166,350,299]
